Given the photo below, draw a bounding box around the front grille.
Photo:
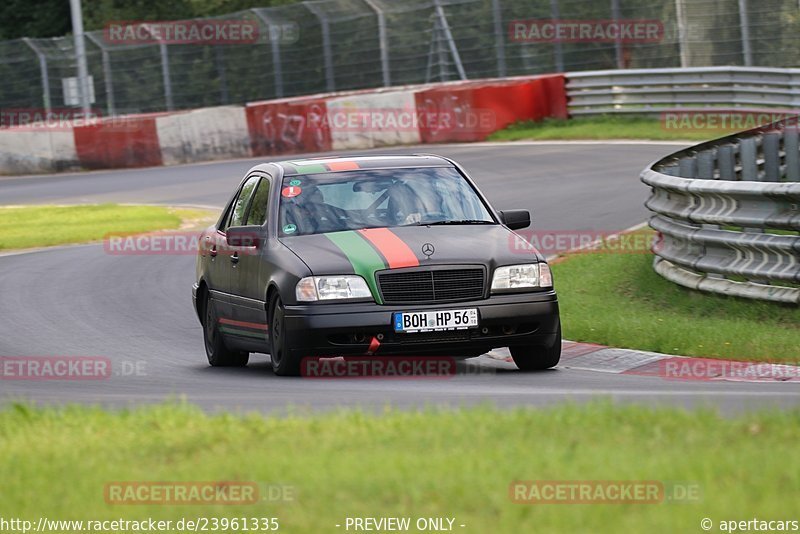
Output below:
[377,267,485,304]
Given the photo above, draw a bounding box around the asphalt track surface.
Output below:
[1,141,799,414]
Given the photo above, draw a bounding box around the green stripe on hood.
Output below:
[323,231,385,304]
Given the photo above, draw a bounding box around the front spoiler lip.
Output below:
[282,291,560,357]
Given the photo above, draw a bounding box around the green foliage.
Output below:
[0,204,213,250]
[553,244,800,361]
[1,402,800,532]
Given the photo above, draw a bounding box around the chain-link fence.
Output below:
[1,0,799,117]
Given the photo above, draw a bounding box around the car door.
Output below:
[209,175,261,325]
[227,174,272,349]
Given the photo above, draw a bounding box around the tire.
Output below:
[510,322,561,371]
[268,293,302,376]
[203,293,249,367]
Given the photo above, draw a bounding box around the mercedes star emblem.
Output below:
[421,243,435,257]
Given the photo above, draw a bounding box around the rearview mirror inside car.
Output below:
[498,210,531,230]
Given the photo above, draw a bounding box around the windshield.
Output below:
[278,167,494,236]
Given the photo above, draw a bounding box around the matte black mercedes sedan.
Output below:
[193,155,561,376]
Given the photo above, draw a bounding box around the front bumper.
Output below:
[283,290,559,358]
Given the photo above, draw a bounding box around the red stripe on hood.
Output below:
[357,228,420,269]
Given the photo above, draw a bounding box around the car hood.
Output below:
[279,224,544,276]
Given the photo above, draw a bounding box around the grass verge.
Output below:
[1,402,798,532]
[488,115,730,142]
[0,204,215,250]
[552,247,800,362]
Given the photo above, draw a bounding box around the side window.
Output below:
[227,175,260,229]
[246,178,271,225]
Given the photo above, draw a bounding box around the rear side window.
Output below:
[246,178,271,225]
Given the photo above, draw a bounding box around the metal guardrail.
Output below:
[568,67,800,115]
[641,121,800,304]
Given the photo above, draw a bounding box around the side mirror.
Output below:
[226,225,263,247]
[498,210,530,230]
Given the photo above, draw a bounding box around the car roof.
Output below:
[251,154,455,177]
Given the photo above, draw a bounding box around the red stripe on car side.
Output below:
[219,318,269,331]
[357,228,420,269]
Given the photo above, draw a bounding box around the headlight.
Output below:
[491,263,553,292]
[295,275,373,302]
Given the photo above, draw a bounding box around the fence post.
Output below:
[215,46,229,105]
[85,32,115,116]
[363,0,391,86]
[674,0,690,68]
[159,42,174,111]
[433,0,467,80]
[305,2,335,92]
[737,0,753,66]
[251,9,284,98]
[22,38,51,114]
[549,0,564,72]
[69,0,92,114]
[491,0,506,77]
[611,0,624,69]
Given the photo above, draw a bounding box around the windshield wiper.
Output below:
[419,219,494,226]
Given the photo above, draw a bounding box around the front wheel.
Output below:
[269,293,302,376]
[203,293,249,367]
[510,322,561,371]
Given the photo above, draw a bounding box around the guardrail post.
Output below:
[785,129,800,182]
[717,145,736,180]
[696,150,715,180]
[678,156,697,178]
[739,138,758,181]
[763,132,781,182]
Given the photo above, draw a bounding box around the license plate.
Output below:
[393,308,478,333]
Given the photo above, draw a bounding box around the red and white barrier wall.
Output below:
[0,75,567,175]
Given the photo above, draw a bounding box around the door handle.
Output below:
[209,245,217,257]
[230,252,239,264]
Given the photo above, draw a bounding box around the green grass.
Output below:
[488,115,730,142]
[552,249,800,362]
[0,402,799,533]
[0,204,214,250]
